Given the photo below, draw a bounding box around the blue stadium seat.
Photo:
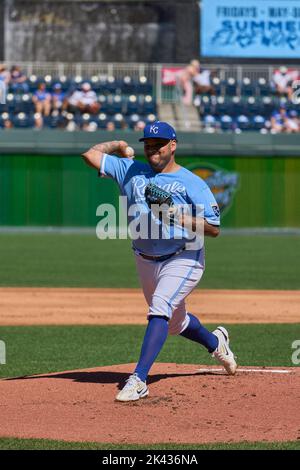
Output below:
[136,76,153,95]
[203,114,217,130]
[252,115,266,131]
[0,112,12,127]
[256,77,271,97]
[96,112,109,129]
[224,77,237,97]
[240,77,256,97]
[58,76,72,92]
[28,75,39,92]
[106,76,120,94]
[211,77,222,95]
[121,76,136,94]
[230,97,244,117]
[236,114,250,131]
[125,95,139,115]
[110,95,123,114]
[44,75,56,91]
[220,114,233,131]
[112,113,126,129]
[145,113,157,124]
[140,95,156,115]
[245,97,264,116]
[214,96,231,116]
[127,113,141,129]
[44,111,65,128]
[98,95,109,113]
[12,112,35,128]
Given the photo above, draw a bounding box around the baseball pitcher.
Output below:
[82,121,237,402]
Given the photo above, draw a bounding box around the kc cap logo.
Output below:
[139,121,178,141]
[150,125,159,134]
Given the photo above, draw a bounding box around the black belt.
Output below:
[138,247,185,262]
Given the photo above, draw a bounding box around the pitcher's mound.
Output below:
[0,363,299,445]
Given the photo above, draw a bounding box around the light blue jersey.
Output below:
[100,154,220,256]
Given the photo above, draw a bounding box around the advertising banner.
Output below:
[201,0,300,58]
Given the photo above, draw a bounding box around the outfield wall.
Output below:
[1,152,299,228]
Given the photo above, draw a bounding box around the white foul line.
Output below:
[196,368,292,374]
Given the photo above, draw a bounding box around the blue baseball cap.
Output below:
[139,121,177,141]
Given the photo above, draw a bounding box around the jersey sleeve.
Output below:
[99,153,134,186]
[188,180,220,226]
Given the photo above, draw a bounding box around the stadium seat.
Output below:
[256,77,271,97]
[236,114,250,131]
[215,96,231,116]
[145,113,157,124]
[230,96,244,117]
[12,112,35,128]
[127,113,140,129]
[240,77,255,97]
[110,95,123,114]
[121,76,135,94]
[246,97,264,116]
[141,95,156,115]
[224,77,237,97]
[125,95,139,115]
[28,75,39,92]
[203,114,217,131]
[252,115,266,131]
[96,112,109,129]
[98,95,109,113]
[211,77,222,95]
[220,114,233,131]
[0,112,11,127]
[137,76,153,95]
[112,113,126,129]
[44,110,65,128]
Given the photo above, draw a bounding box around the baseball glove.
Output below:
[144,183,179,225]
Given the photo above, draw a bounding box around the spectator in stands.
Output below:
[32,82,51,117]
[193,68,216,96]
[0,64,10,85]
[10,65,29,93]
[34,112,44,130]
[81,121,97,132]
[285,110,300,133]
[67,82,100,114]
[51,83,67,112]
[106,121,116,131]
[271,66,299,101]
[134,120,146,131]
[270,105,290,133]
[3,118,13,130]
[176,59,200,106]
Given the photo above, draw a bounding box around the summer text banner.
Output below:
[201,0,300,58]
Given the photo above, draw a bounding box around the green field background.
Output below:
[0,233,299,289]
[1,154,300,227]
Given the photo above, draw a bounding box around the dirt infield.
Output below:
[0,363,299,444]
[0,288,299,325]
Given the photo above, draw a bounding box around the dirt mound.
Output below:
[0,363,299,445]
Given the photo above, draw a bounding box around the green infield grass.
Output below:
[0,324,299,379]
[0,437,299,450]
[0,233,299,289]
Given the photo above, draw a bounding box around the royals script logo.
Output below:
[187,163,239,215]
[131,176,186,202]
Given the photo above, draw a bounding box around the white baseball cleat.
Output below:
[212,326,237,375]
[116,373,149,402]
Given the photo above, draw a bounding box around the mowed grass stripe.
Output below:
[0,324,299,379]
[0,234,299,289]
[0,437,299,450]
